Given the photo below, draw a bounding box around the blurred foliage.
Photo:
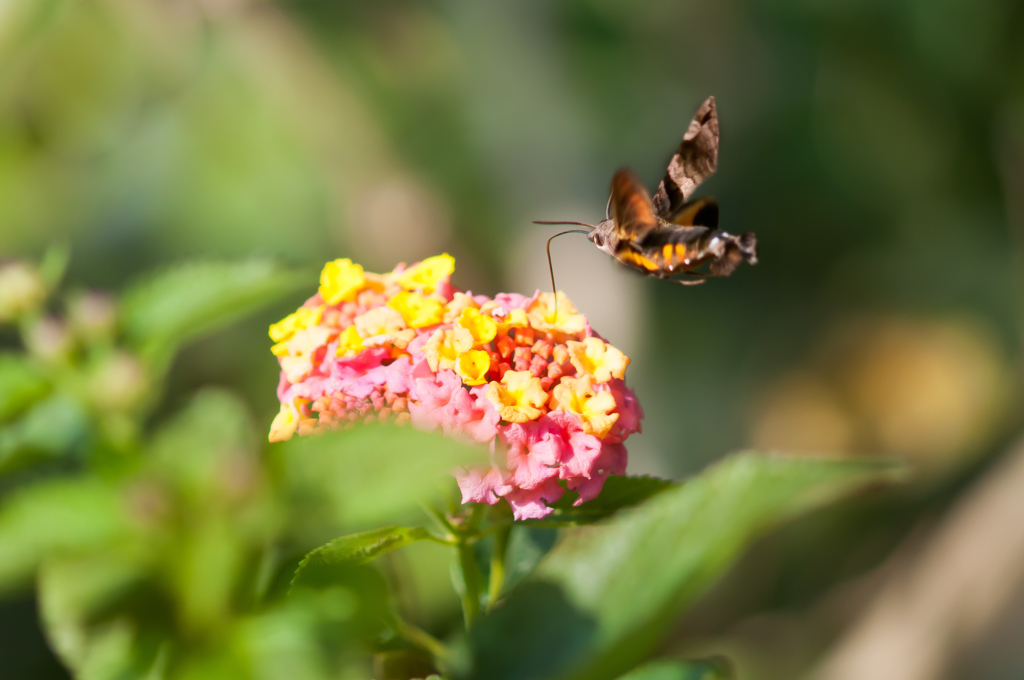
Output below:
[0,249,898,680]
[2,0,1024,678]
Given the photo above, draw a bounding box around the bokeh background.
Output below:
[2,0,1023,678]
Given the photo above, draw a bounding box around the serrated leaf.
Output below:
[527,476,674,527]
[277,423,485,527]
[120,260,308,360]
[292,526,428,591]
[0,353,49,422]
[463,453,904,680]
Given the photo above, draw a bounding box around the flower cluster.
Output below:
[269,254,642,519]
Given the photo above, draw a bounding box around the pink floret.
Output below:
[409,370,500,444]
[504,478,565,520]
[456,466,513,505]
[602,379,644,444]
[567,442,629,504]
[503,420,563,490]
[492,292,535,311]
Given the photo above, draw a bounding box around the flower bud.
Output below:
[25,316,72,362]
[0,262,46,322]
[67,291,117,343]
[88,351,148,411]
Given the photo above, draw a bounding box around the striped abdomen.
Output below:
[614,226,716,274]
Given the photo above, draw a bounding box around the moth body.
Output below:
[542,95,758,286]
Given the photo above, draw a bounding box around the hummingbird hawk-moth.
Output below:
[539,96,757,286]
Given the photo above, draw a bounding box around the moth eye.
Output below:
[592,234,604,246]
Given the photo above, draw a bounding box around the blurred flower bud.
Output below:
[88,351,148,411]
[750,371,856,454]
[842,317,1007,463]
[218,452,262,505]
[67,291,117,343]
[25,316,73,362]
[124,480,171,528]
[0,262,46,322]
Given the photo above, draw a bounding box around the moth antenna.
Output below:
[533,220,596,228]
[543,228,592,317]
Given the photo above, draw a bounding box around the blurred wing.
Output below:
[651,96,719,221]
[609,168,659,242]
[670,196,719,228]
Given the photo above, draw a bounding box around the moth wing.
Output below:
[651,96,719,221]
[669,196,719,228]
[609,167,659,242]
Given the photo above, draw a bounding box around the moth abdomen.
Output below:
[640,227,713,273]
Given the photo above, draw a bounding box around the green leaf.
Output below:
[0,394,90,472]
[120,260,308,361]
[148,388,256,495]
[617,658,732,680]
[0,353,49,422]
[39,243,71,291]
[288,563,395,642]
[463,453,904,680]
[0,479,135,593]
[146,390,275,633]
[38,553,156,677]
[233,603,337,680]
[292,526,429,591]
[527,476,674,527]
[502,526,559,593]
[278,423,485,527]
[60,619,139,680]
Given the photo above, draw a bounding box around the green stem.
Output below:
[424,533,458,546]
[421,502,458,537]
[468,521,513,542]
[456,540,481,628]
[454,505,483,628]
[486,524,511,612]
[392,616,451,666]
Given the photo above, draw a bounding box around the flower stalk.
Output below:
[453,505,484,628]
[486,523,511,612]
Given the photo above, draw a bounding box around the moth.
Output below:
[539,96,757,285]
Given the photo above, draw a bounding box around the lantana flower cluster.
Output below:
[269,254,642,519]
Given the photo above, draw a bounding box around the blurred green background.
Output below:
[2,0,1023,678]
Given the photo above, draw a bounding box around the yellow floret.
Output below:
[388,291,445,328]
[457,349,492,386]
[486,370,548,423]
[269,306,323,343]
[425,326,474,372]
[527,291,587,334]
[320,259,365,304]
[398,254,455,293]
[269,399,308,443]
[457,307,498,346]
[443,292,480,323]
[335,325,365,357]
[566,337,629,383]
[549,375,619,438]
